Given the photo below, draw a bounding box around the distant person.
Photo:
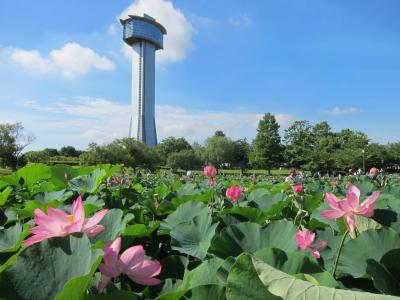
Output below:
[251,172,256,183]
[348,169,354,176]
[186,170,194,178]
[313,171,321,179]
[368,167,385,187]
[285,170,299,183]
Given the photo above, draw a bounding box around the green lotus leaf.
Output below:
[69,169,107,194]
[4,235,102,300]
[210,220,297,258]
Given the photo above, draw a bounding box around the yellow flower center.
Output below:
[67,215,75,224]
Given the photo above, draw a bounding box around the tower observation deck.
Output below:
[120,14,166,147]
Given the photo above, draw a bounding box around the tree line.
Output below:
[1,116,400,172]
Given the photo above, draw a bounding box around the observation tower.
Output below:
[120,14,166,147]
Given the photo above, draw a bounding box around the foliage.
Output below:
[25,150,50,163]
[231,139,250,170]
[0,163,400,298]
[203,135,235,166]
[284,120,314,169]
[166,150,201,171]
[60,146,82,157]
[156,137,192,165]
[0,123,34,169]
[79,138,159,168]
[250,113,284,172]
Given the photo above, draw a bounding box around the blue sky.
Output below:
[0,0,399,150]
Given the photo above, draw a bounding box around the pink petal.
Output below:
[346,192,360,210]
[104,237,121,266]
[344,214,356,234]
[29,226,54,236]
[23,234,49,246]
[312,240,328,249]
[99,263,120,278]
[34,214,65,234]
[129,276,161,286]
[128,260,162,279]
[360,191,380,209]
[305,231,315,244]
[47,207,70,223]
[347,186,361,199]
[72,195,85,223]
[34,208,48,218]
[119,245,145,274]
[97,274,111,294]
[83,225,104,236]
[296,231,307,249]
[337,200,354,212]
[325,193,342,210]
[306,247,321,259]
[357,205,375,218]
[83,209,108,229]
[321,209,345,219]
[63,219,84,234]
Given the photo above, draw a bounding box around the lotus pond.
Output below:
[1,163,400,299]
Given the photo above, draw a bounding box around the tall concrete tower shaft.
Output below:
[120,14,166,147]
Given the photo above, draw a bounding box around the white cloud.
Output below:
[228,14,252,27]
[324,106,360,115]
[120,0,195,64]
[10,43,115,78]
[11,49,55,74]
[191,14,216,27]
[20,97,293,149]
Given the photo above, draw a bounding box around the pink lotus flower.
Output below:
[226,185,241,202]
[321,186,380,235]
[98,237,161,293]
[203,166,217,178]
[207,180,216,187]
[292,185,304,193]
[296,229,327,259]
[23,195,108,246]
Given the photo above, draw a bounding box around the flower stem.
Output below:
[332,230,349,277]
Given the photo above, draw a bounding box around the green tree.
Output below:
[283,120,314,169]
[232,138,250,170]
[0,123,34,169]
[249,113,284,173]
[156,137,192,165]
[167,150,202,171]
[60,146,81,157]
[80,138,159,168]
[43,148,59,157]
[331,129,369,171]
[214,130,226,137]
[25,150,50,163]
[309,122,337,172]
[192,142,205,165]
[387,142,400,166]
[203,135,234,167]
[365,143,388,169]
